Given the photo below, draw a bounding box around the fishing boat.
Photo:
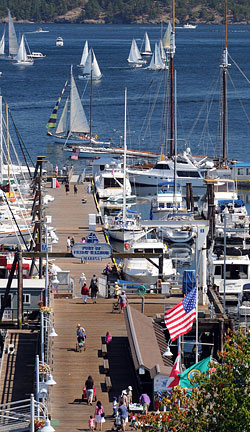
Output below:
[147,43,167,71]
[140,32,152,56]
[13,34,34,66]
[127,39,147,67]
[56,37,63,47]
[77,40,88,68]
[122,238,176,285]
[78,48,102,80]
[46,66,90,144]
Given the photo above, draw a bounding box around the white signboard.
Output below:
[154,374,169,393]
[71,242,112,261]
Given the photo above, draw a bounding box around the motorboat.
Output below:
[211,254,250,296]
[159,213,196,243]
[94,161,131,200]
[56,37,63,47]
[150,181,187,221]
[238,284,250,316]
[36,27,49,33]
[183,23,197,29]
[122,238,176,285]
[27,52,46,59]
[127,152,205,190]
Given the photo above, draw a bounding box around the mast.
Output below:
[169,0,175,156]
[89,49,93,143]
[221,0,229,163]
[0,92,2,185]
[122,88,127,226]
[174,70,177,208]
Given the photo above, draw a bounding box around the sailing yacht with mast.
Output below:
[79,48,102,80]
[147,43,167,71]
[46,66,90,143]
[13,34,34,65]
[127,39,147,67]
[0,26,5,57]
[140,32,152,56]
[78,40,88,68]
[8,10,18,59]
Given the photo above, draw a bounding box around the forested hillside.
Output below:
[0,0,250,24]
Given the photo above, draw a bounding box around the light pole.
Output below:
[36,355,57,405]
[40,311,58,365]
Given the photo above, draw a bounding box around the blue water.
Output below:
[1,23,250,170]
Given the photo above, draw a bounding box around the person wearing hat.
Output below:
[76,324,86,344]
[119,390,128,406]
[127,386,133,404]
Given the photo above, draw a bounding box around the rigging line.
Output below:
[229,53,250,86]
[2,99,35,170]
[2,192,30,251]
[227,71,250,124]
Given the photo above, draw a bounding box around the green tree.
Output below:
[137,329,250,432]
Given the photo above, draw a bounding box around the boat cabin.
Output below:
[213,255,250,295]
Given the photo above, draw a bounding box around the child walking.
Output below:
[89,415,95,431]
[112,396,118,417]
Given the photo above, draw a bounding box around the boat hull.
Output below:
[122,257,176,284]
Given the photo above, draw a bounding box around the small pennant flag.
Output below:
[166,352,181,390]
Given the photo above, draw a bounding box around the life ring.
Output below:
[125,242,130,250]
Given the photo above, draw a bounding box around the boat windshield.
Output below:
[214,264,248,279]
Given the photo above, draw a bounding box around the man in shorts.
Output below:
[118,401,128,431]
[139,393,150,415]
[119,291,127,313]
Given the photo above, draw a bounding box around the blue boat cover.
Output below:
[218,199,244,208]
[182,270,196,295]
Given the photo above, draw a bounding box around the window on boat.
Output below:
[154,248,163,253]
[177,170,200,178]
[176,157,188,164]
[238,168,244,176]
[215,264,248,279]
[0,294,11,308]
[104,178,123,188]
[154,164,170,170]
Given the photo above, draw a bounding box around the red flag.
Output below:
[56,179,60,188]
[164,287,197,341]
[166,352,181,390]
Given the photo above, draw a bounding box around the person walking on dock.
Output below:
[65,182,70,195]
[94,400,105,431]
[90,275,98,303]
[119,291,128,313]
[118,400,128,431]
[81,283,89,304]
[85,375,94,405]
[66,236,71,252]
[74,184,78,195]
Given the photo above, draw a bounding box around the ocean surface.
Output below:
[1,23,250,172]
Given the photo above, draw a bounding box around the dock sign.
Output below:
[71,242,112,261]
[87,233,99,243]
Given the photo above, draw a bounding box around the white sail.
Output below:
[148,43,165,70]
[79,40,88,67]
[8,10,18,57]
[159,39,166,62]
[92,50,102,80]
[56,97,69,134]
[162,22,172,50]
[128,39,142,63]
[70,69,90,133]
[0,27,5,55]
[15,34,28,62]
[82,48,102,80]
[141,32,152,55]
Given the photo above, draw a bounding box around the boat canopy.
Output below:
[218,199,244,208]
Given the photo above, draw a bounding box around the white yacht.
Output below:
[106,210,144,242]
[150,181,187,221]
[127,152,205,190]
[122,238,176,285]
[212,255,250,296]
[159,213,196,243]
[56,37,63,47]
[94,161,131,200]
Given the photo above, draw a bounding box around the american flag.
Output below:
[164,287,197,341]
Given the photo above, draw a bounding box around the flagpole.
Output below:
[195,240,199,363]
[177,337,182,373]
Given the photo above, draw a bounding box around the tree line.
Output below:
[1,0,250,24]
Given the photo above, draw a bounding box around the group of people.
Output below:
[80,273,99,304]
[66,236,75,252]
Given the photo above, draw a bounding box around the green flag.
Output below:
[179,356,211,389]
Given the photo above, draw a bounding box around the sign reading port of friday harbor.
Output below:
[71,242,112,261]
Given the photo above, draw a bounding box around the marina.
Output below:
[0,5,250,430]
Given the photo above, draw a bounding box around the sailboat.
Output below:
[77,40,88,68]
[0,26,5,56]
[13,34,34,65]
[106,89,145,242]
[79,48,102,80]
[140,32,152,56]
[8,10,18,58]
[127,39,147,67]
[147,43,167,71]
[46,66,90,143]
